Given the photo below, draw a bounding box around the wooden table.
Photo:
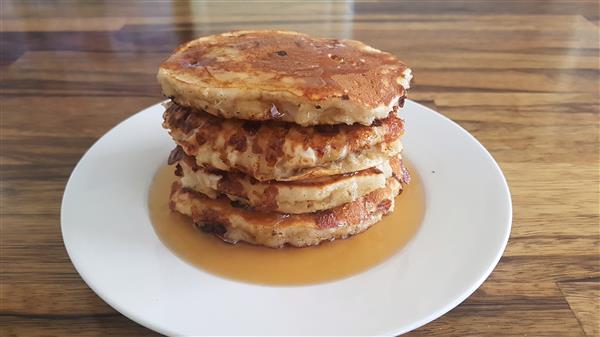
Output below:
[1,1,598,336]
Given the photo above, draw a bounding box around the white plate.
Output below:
[61,100,511,336]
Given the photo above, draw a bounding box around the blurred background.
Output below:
[2,1,598,159]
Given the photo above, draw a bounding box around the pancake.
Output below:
[173,149,409,214]
[169,175,402,248]
[163,103,404,181]
[158,30,412,126]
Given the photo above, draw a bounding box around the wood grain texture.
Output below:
[1,0,598,336]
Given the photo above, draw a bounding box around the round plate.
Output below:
[61,100,511,336]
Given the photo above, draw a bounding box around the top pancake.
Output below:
[158,30,412,126]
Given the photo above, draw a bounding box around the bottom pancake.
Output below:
[169,177,402,248]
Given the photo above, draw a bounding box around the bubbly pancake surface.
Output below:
[163,103,405,181]
[158,30,412,126]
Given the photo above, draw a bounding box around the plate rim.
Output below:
[388,101,512,335]
[61,99,512,336]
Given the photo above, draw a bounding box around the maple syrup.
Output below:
[148,162,425,285]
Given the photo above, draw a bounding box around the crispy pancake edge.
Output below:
[175,151,406,214]
[163,103,405,181]
[169,176,402,248]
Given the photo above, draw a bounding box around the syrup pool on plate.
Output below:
[148,162,425,285]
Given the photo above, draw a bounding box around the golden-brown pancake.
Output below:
[169,176,402,248]
[173,149,409,214]
[163,103,404,181]
[158,30,412,126]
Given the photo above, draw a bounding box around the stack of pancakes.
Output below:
[158,30,412,248]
